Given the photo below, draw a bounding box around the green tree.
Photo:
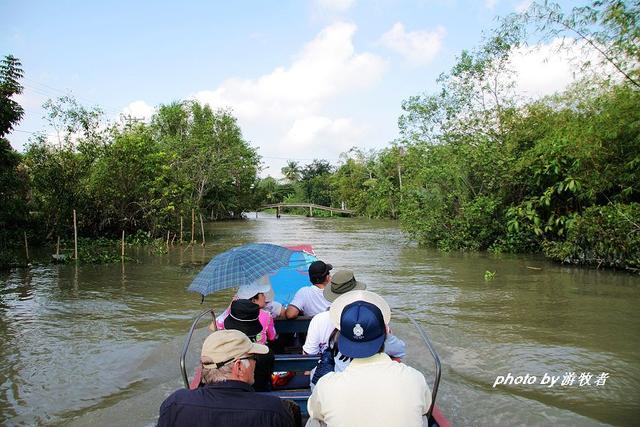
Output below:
[281,160,301,182]
[152,101,260,219]
[0,55,28,234]
[86,124,172,234]
[300,159,333,206]
[0,55,24,136]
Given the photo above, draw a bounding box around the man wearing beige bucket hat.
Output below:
[157,329,294,427]
[306,290,431,427]
[303,273,406,383]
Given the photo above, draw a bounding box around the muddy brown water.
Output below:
[1,215,639,426]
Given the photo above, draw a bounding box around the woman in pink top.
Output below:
[216,282,277,344]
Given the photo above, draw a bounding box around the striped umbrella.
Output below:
[187,243,299,296]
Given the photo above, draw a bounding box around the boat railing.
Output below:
[391,308,441,418]
[180,307,442,420]
[180,308,217,389]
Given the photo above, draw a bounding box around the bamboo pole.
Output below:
[56,236,60,256]
[73,209,78,260]
[180,216,183,245]
[200,214,205,246]
[170,233,176,246]
[121,230,125,259]
[191,209,195,244]
[23,231,29,261]
[166,230,170,247]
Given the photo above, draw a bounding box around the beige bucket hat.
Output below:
[201,329,268,369]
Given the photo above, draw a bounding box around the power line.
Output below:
[21,77,122,114]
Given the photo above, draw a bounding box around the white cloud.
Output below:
[189,22,387,176]
[282,116,366,155]
[484,0,498,9]
[14,89,47,110]
[509,38,607,98]
[194,22,386,120]
[314,0,356,13]
[515,0,532,13]
[121,100,155,121]
[379,23,446,65]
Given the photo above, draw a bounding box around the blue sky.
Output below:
[2,0,583,177]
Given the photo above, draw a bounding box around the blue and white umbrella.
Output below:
[187,243,299,296]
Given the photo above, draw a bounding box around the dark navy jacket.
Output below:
[157,380,294,427]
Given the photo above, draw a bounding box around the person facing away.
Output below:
[302,273,406,386]
[216,281,277,344]
[219,299,276,391]
[285,260,333,319]
[306,291,431,427]
[157,329,294,427]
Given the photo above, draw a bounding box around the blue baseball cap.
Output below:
[338,301,386,358]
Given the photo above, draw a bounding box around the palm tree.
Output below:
[281,160,301,182]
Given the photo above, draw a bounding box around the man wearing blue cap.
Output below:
[306,290,431,427]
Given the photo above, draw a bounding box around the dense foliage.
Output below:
[0,55,30,266]
[1,71,260,265]
[256,1,640,272]
[2,1,638,271]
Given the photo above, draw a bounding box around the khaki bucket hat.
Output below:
[323,270,366,302]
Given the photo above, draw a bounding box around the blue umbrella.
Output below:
[262,250,318,306]
[188,243,300,296]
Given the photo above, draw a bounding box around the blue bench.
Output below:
[274,316,312,334]
[273,354,320,372]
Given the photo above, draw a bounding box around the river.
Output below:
[1,215,639,426]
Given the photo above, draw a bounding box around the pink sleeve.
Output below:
[216,307,230,330]
[260,310,277,341]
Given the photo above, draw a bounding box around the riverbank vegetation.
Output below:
[1,58,260,266]
[255,0,640,272]
[2,1,638,272]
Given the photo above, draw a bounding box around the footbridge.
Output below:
[258,203,355,217]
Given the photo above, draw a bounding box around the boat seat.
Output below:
[262,389,312,417]
[273,354,320,371]
[272,372,311,391]
[274,316,312,334]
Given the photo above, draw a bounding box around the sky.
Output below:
[2,0,585,178]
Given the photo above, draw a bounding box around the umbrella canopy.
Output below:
[255,248,317,306]
[188,243,299,296]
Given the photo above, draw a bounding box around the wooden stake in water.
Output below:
[56,236,60,256]
[180,216,183,245]
[73,209,78,260]
[166,230,170,247]
[24,231,29,261]
[121,230,125,259]
[191,209,196,244]
[200,214,206,246]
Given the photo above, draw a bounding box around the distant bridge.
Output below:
[258,203,355,217]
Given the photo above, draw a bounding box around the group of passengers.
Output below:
[157,260,432,427]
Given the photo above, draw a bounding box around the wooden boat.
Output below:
[180,244,450,425]
[180,309,451,426]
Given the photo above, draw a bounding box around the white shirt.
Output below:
[307,353,431,427]
[264,300,282,318]
[288,285,330,317]
[303,311,334,355]
[303,311,407,359]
